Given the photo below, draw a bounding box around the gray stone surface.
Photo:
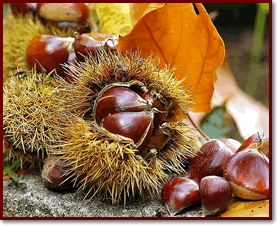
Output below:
[3,170,202,218]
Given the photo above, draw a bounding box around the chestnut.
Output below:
[236,133,269,158]
[187,139,234,183]
[10,3,37,17]
[41,155,74,191]
[37,3,89,23]
[147,123,170,149]
[74,33,118,62]
[95,86,149,124]
[92,81,171,156]
[200,176,232,216]
[25,34,75,75]
[136,90,167,132]
[161,177,200,216]
[101,111,154,156]
[222,149,269,200]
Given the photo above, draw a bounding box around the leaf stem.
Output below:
[186,112,210,141]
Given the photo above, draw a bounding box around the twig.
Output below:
[186,112,210,141]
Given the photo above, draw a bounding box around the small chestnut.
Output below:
[161,177,200,216]
[136,90,167,132]
[74,33,118,62]
[26,34,75,75]
[200,176,232,216]
[41,155,74,191]
[95,86,149,124]
[187,139,234,183]
[236,133,269,158]
[10,3,37,17]
[37,3,89,23]
[222,149,269,200]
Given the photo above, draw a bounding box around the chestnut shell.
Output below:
[161,177,200,215]
[187,139,234,182]
[200,176,232,216]
[222,149,269,200]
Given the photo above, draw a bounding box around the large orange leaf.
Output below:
[118,3,225,113]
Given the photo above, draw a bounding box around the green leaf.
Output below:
[3,150,20,183]
[3,166,11,176]
[3,167,19,183]
[200,106,230,139]
[8,171,19,183]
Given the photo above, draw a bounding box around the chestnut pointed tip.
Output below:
[165,204,177,216]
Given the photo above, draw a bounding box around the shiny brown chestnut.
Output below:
[187,139,234,183]
[161,177,200,216]
[101,111,154,156]
[10,3,37,17]
[222,148,269,200]
[26,34,75,75]
[95,86,149,124]
[74,33,118,62]
[92,81,171,156]
[41,155,73,191]
[200,176,232,216]
[236,133,269,158]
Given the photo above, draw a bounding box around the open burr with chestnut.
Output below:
[43,50,199,203]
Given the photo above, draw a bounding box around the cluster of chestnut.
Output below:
[161,133,269,216]
[10,3,90,32]
[25,32,118,82]
[92,81,169,158]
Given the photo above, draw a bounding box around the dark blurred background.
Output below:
[203,3,270,108]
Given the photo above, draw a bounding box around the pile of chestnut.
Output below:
[161,133,269,216]
[25,32,118,82]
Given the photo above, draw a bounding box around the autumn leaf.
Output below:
[221,198,269,217]
[185,53,269,140]
[130,3,165,26]
[118,3,225,113]
[130,3,150,26]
